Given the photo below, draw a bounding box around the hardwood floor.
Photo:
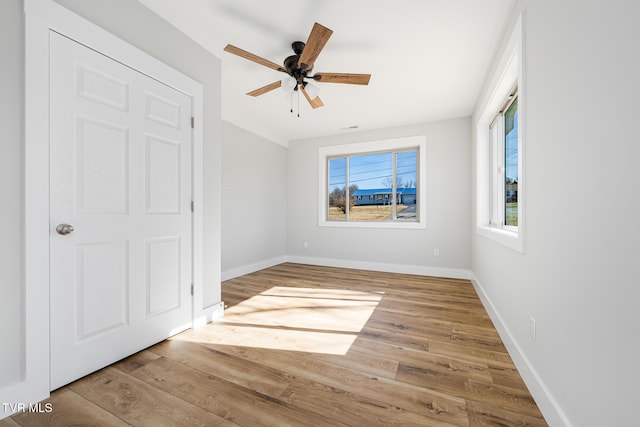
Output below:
[4,263,547,426]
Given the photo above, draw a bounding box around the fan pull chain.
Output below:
[297,89,300,118]
[290,92,293,114]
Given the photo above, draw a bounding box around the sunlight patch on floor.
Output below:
[174,323,359,355]
[173,287,384,355]
[222,286,383,333]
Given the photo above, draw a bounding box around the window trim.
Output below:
[475,13,525,252]
[319,135,427,229]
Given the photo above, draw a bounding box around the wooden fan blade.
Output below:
[301,86,324,109]
[313,73,371,85]
[247,81,282,97]
[224,44,285,72]
[297,23,333,71]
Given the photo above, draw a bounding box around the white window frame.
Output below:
[319,135,427,229]
[475,14,525,252]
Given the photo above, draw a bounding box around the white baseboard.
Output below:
[470,273,571,427]
[221,256,287,281]
[222,255,471,282]
[286,255,471,280]
[222,255,470,282]
[193,301,225,328]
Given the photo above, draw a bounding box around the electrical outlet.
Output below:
[303,241,308,249]
[433,248,440,257]
[530,316,537,341]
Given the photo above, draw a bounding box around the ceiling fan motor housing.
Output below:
[284,42,312,85]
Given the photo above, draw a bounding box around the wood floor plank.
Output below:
[311,347,399,379]
[365,316,506,353]
[113,350,161,375]
[278,379,461,427]
[360,323,432,350]
[428,339,517,369]
[68,367,237,426]
[463,380,543,418]
[488,365,531,390]
[150,339,293,398]
[123,356,345,427]
[8,263,547,426]
[194,339,471,426]
[452,321,503,340]
[367,308,455,333]
[350,336,492,384]
[466,400,548,427]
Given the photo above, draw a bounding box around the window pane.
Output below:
[328,157,347,220]
[396,151,417,220]
[349,152,393,221]
[326,148,419,224]
[504,97,518,226]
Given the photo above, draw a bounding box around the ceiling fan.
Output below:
[224,22,371,110]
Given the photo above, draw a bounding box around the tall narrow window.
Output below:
[490,90,518,230]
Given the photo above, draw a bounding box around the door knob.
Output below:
[56,223,74,235]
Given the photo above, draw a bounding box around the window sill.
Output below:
[476,224,523,252]
[320,219,426,230]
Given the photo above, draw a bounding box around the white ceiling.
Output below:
[138,0,515,145]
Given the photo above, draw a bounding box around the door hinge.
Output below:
[190,200,194,212]
[191,117,195,129]
[190,284,194,296]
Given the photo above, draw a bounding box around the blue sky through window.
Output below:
[328,151,417,190]
[505,98,518,183]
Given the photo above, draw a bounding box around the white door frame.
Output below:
[14,0,204,409]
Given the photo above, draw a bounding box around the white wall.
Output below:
[472,1,640,426]
[1,0,222,414]
[287,118,471,277]
[0,0,25,387]
[221,122,287,279]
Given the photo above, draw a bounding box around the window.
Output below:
[490,89,518,229]
[327,150,417,222]
[475,13,524,252]
[319,136,427,229]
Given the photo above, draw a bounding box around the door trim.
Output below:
[18,0,204,407]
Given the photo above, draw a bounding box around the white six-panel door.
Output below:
[49,31,193,390]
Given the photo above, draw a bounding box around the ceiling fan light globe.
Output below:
[281,76,297,93]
